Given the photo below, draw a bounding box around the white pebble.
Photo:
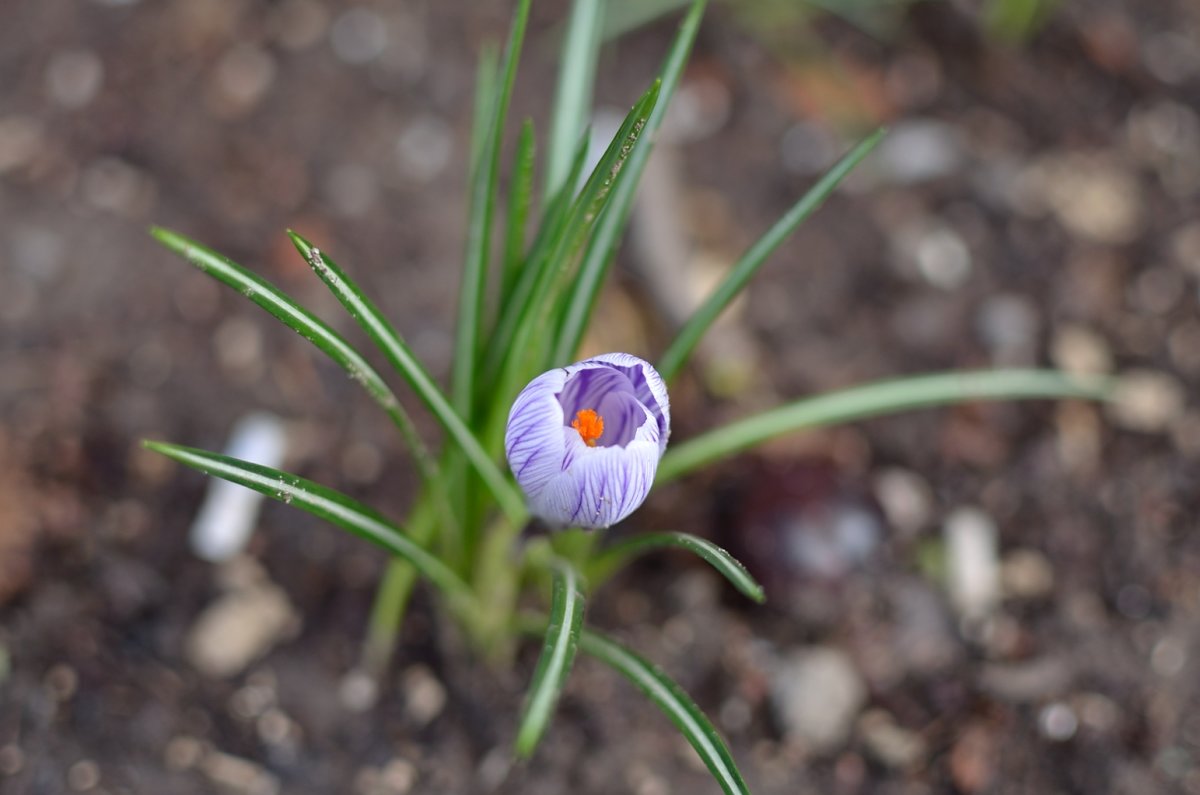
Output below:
[1038,702,1078,741]
[944,507,999,621]
[189,412,288,562]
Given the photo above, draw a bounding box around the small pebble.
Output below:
[1075,692,1121,732]
[201,751,280,795]
[858,709,926,769]
[780,121,840,176]
[208,45,276,117]
[769,646,867,753]
[977,293,1039,364]
[395,116,452,183]
[401,665,446,727]
[916,226,972,289]
[164,736,206,770]
[1051,325,1113,376]
[1151,636,1187,677]
[950,723,997,793]
[1108,370,1185,432]
[1143,31,1200,85]
[67,759,100,791]
[944,507,1000,621]
[339,668,380,713]
[1131,266,1185,315]
[873,468,933,536]
[1038,702,1078,741]
[45,50,104,109]
[185,575,299,678]
[1017,153,1142,243]
[665,75,731,142]
[189,413,288,562]
[331,8,388,65]
[79,157,156,216]
[1000,548,1055,600]
[876,119,964,184]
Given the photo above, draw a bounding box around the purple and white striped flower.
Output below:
[504,353,671,529]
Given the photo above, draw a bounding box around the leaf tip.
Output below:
[285,228,310,254]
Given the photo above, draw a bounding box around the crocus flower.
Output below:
[505,353,670,529]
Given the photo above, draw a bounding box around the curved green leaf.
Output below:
[658,369,1115,485]
[552,0,709,365]
[454,0,532,419]
[482,83,661,455]
[657,128,886,382]
[589,532,764,603]
[501,119,537,303]
[150,227,415,431]
[514,560,586,757]
[579,628,749,795]
[286,232,525,524]
[143,441,475,607]
[546,0,604,197]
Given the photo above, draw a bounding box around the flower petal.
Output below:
[505,368,567,501]
[580,353,670,454]
[530,432,660,529]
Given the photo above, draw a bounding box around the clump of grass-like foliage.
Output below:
[145,2,1110,791]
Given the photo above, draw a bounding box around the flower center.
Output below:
[571,408,604,447]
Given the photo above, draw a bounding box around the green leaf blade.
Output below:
[150,227,408,430]
[658,369,1116,485]
[143,441,473,605]
[657,128,887,382]
[514,561,587,758]
[589,532,765,603]
[546,0,605,197]
[453,0,532,419]
[552,0,709,365]
[501,119,537,303]
[285,232,526,524]
[579,629,750,795]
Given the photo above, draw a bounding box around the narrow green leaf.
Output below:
[501,119,536,303]
[657,369,1116,485]
[657,128,886,382]
[284,234,462,563]
[453,0,532,419]
[589,532,765,603]
[482,133,591,395]
[143,441,474,606]
[546,0,604,197]
[285,232,526,524]
[580,628,749,795]
[151,228,420,443]
[552,0,709,365]
[468,45,499,179]
[514,560,586,757]
[483,84,661,454]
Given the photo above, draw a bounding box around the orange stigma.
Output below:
[571,408,605,447]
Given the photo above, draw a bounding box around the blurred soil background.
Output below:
[2,0,1200,793]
